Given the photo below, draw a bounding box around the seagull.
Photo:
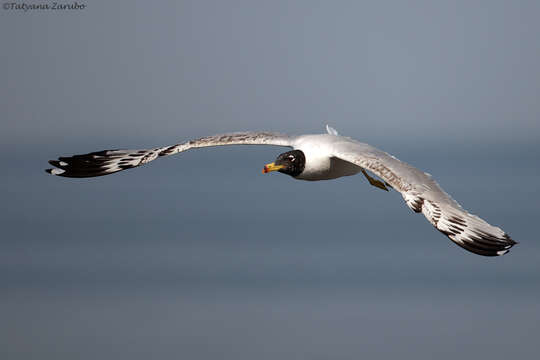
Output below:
[46,125,517,257]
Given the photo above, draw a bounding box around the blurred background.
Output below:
[1,1,539,359]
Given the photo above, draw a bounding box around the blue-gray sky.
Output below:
[1,1,540,359]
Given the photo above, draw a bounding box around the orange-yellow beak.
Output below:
[262,162,285,174]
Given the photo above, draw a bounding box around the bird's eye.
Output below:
[288,155,295,161]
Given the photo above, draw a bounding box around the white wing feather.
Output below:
[326,125,339,136]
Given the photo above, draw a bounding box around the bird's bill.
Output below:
[262,162,285,174]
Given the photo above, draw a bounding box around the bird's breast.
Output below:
[295,155,361,181]
[292,136,362,181]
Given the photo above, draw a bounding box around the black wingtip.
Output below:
[45,149,137,178]
[446,229,518,257]
[504,234,518,245]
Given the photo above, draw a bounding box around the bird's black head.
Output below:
[263,150,305,177]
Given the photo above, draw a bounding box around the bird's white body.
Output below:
[293,134,362,180]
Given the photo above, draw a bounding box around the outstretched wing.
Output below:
[46,132,293,178]
[330,138,517,256]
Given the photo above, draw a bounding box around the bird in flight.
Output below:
[46,125,517,256]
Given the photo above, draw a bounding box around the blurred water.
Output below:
[1,143,539,360]
[2,1,540,358]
